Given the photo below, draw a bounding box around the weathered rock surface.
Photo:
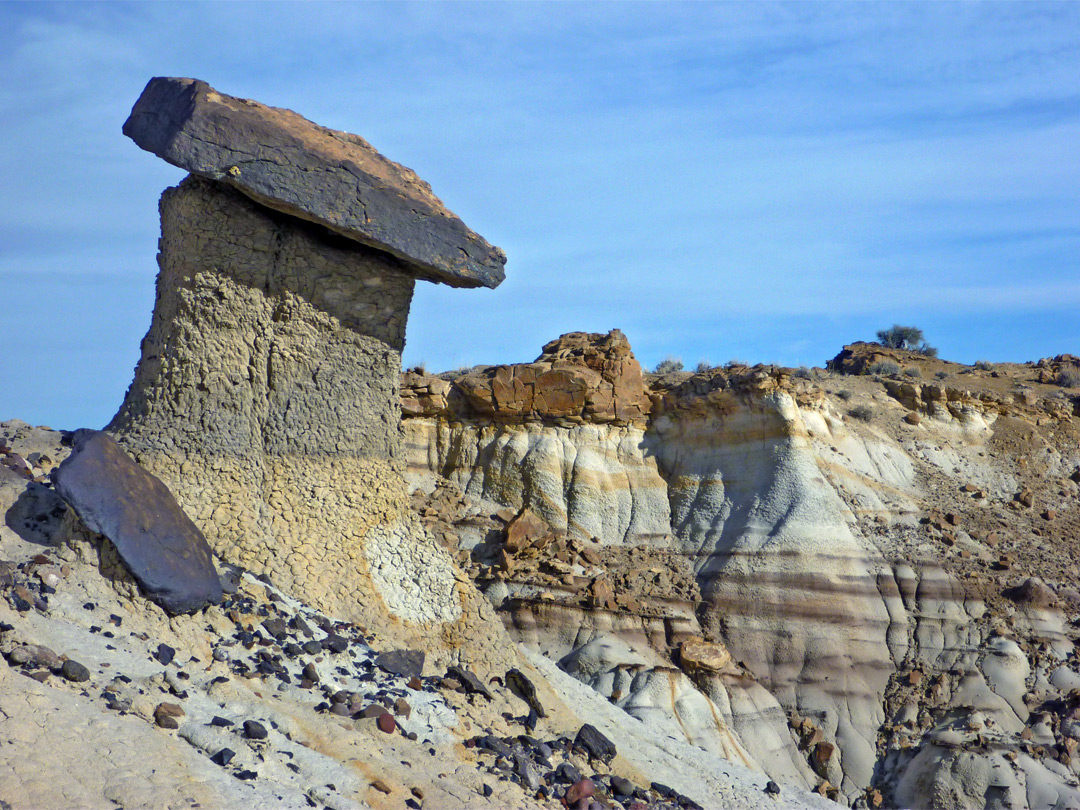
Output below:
[110,75,512,667]
[402,330,650,424]
[124,77,506,288]
[51,429,220,614]
[0,419,834,810]
[404,336,1080,807]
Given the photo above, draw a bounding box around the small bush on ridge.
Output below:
[876,324,937,358]
[654,357,684,374]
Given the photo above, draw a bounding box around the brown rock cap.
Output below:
[123,77,506,289]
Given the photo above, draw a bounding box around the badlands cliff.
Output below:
[2,75,1080,810]
[0,78,834,810]
[403,334,1080,808]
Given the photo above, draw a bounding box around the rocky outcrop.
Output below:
[0,419,836,810]
[405,335,1080,807]
[402,330,650,425]
[108,79,512,667]
[124,77,506,288]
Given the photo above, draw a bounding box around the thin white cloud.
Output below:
[1,1,1078,427]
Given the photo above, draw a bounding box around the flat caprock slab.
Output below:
[123,77,506,289]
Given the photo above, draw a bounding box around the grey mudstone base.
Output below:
[107,177,467,638]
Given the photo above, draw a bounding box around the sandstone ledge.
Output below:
[124,77,506,289]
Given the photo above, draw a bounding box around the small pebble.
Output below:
[210,748,235,766]
[61,660,90,683]
[611,776,635,797]
[377,713,396,734]
[243,720,268,740]
[565,778,594,805]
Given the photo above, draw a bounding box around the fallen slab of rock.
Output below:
[52,429,221,614]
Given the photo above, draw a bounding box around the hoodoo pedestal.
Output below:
[109,77,509,660]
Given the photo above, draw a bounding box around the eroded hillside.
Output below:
[402,332,1080,809]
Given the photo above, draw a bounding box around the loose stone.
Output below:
[210,748,236,766]
[61,660,90,683]
[243,720,268,740]
[375,649,424,679]
[565,778,595,805]
[573,724,615,764]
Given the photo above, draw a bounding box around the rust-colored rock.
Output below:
[402,330,649,425]
[505,509,550,554]
[678,637,734,674]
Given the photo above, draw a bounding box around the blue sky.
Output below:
[2,2,1078,430]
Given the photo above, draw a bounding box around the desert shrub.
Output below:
[974,360,993,371]
[724,359,745,369]
[695,360,713,373]
[848,404,873,421]
[794,366,812,379]
[837,390,852,401]
[869,360,901,376]
[1060,368,1080,388]
[407,362,426,375]
[876,324,937,357]
[877,325,923,349]
[935,371,949,380]
[903,367,922,378]
[654,357,684,374]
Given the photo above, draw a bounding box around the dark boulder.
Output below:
[375,649,424,679]
[445,665,493,699]
[574,723,616,764]
[52,430,221,614]
[505,668,546,717]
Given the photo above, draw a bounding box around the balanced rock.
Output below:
[52,430,221,614]
[109,78,513,662]
[124,77,505,289]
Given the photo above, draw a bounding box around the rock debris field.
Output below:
[0,421,827,810]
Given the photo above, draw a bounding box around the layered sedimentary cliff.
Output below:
[404,332,1080,807]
